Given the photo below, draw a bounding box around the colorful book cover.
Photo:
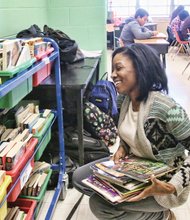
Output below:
[82,175,144,204]
[95,155,176,183]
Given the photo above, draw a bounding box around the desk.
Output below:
[26,58,100,165]
[134,38,169,68]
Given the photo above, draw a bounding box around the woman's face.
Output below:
[111,53,139,97]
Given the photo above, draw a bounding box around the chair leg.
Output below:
[182,62,190,75]
[169,41,178,54]
[172,44,182,60]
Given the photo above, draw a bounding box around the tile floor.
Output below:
[37,51,190,220]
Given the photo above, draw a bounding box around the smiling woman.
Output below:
[73,43,190,220]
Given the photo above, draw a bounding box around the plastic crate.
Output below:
[33,48,54,87]
[0,175,12,220]
[8,198,37,220]
[7,138,38,202]
[33,62,52,87]
[34,47,54,61]
[0,58,36,84]
[34,113,54,161]
[0,76,33,108]
[20,169,52,218]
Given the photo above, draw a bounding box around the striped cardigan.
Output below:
[118,91,190,209]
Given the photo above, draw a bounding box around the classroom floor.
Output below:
[37,50,190,220]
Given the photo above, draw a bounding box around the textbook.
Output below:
[14,129,30,142]
[5,206,20,220]
[5,141,25,170]
[23,113,40,131]
[95,155,176,183]
[32,117,46,134]
[3,127,21,142]
[0,141,16,170]
[0,142,8,153]
[15,103,35,127]
[1,129,13,141]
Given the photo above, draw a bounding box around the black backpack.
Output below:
[16,24,84,64]
[43,25,80,64]
[64,127,110,164]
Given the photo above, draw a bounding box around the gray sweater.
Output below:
[120,20,153,45]
[118,91,190,209]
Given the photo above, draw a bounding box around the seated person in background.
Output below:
[169,5,185,24]
[120,8,158,46]
[180,15,190,40]
[170,10,189,38]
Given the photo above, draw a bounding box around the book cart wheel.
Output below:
[59,182,67,201]
[59,173,68,201]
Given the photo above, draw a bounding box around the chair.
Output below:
[172,28,190,60]
[113,24,124,50]
[166,26,178,54]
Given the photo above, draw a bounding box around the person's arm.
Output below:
[112,138,130,164]
[129,104,190,203]
[165,105,190,196]
[130,23,154,39]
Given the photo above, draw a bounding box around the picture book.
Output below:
[95,155,176,183]
[82,175,122,204]
[82,175,144,204]
[93,168,147,191]
[1,39,22,71]
[16,44,31,66]
[91,164,131,185]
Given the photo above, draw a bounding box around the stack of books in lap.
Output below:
[82,155,176,204]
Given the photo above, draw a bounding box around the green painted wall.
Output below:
[46,0,107,76]
[0,0,47,37]
[0,0,107,76]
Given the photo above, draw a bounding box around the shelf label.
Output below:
[20,162,33,189]
[43,57,50,65]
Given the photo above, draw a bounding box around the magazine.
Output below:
[93,168,147,191]
[82,175,144,204]
[94,155,176,183]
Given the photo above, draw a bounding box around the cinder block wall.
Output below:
[0,0,107,76]
[47,0,107,76]
[0,0,47,38]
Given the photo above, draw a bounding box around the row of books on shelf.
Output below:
[0,161,51,194]
[15,103,52,134]
[0,37,53,72]
[0,161,51,220]
[21,161,51,197]
[5,206,28,220]
[82,155,176,204]
[0,103,52,171]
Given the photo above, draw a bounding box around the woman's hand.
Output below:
[111,145,127,164]
[127,175,176,202]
